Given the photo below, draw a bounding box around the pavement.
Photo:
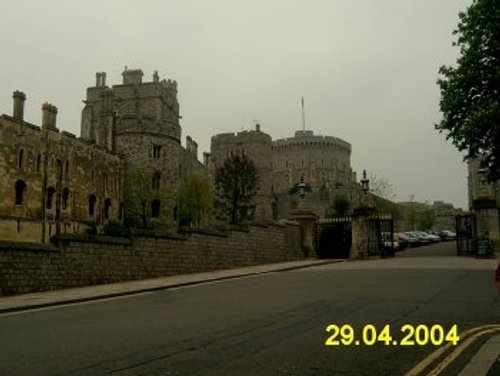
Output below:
[0,259,342,314]
[0,257,498,375]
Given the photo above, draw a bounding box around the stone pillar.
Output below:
[350,206,376,259]
[473,201,500,253]
[289,199,319,258]
[12,91,26,120]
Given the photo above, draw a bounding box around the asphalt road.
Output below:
[0,242,498,375]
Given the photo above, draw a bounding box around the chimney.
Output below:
[12,91,26,120]
[191,140,198,160]
[42,103,58,129]
[186,135,192,152]
[255,123,261,132]
[101,72,106,86]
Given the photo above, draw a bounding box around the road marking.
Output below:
[427,325,500,376]
[405,324,500,376]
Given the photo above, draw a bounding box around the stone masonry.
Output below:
[0,222,302,296]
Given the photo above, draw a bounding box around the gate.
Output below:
[456,214,476,256]
[367,214,394,258]
[317,217,352,259]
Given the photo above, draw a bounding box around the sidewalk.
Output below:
[0,259,342,314]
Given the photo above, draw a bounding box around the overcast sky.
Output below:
[0,0,472,208]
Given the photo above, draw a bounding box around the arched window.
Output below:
[62,188,70,210]
[88,194,96,216]
[151,199,161,218]
[18,148,24,169]
[35,154,41,173]
[15,180,26,205]
[65,161,70,180]
[46,187,56,209]
[104,198,111,219]
[152,172,161,191]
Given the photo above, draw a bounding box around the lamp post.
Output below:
[360,169,370,195]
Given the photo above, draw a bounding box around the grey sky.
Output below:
[0,0,471,208]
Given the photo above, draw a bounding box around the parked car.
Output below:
[438,230,456,240]
[414,231,441,242]
[398,232,422,247]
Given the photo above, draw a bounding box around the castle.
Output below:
[0,68,360,243]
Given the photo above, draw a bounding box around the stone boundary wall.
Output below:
[0,222,303,296]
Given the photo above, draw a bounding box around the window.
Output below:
[104,198,111,219]
[65,161,70,180]
[88,194,96,216]
[36,154,41,173]
[46,187,56,209]
[15,180,26,205]
[151,199,161,218]
[152,172,161,191]
[18,148,24,169]
[62,188,70,210]
[153,145,162,158]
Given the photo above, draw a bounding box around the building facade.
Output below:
[0,69,205,242]
[467,158,500,251]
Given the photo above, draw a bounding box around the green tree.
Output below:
[123,166,170,228]
[418,207,437,231]
[331,194,351,216]
[176,173,213,227]
[436,0,500,181]
[215,154,259,224]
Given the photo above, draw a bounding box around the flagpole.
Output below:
[301,96,306,131]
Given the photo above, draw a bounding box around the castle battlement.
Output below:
[272,130,351,154]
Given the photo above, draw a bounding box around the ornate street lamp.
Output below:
[298,176,307,200]
[360,169,370,194]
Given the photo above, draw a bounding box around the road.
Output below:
[0,242,498,375]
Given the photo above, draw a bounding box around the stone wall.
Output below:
[0,222,303,296]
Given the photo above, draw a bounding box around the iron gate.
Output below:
[317,216,352,259]
[367,214,395,258]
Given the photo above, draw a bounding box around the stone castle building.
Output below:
[0,69,203,242]
[209,126,360,220]
[1,68,364,243]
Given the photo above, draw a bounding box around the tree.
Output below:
[418,207,436,231]
[123,166,171,228]
[369,173,396,201]
[330,194,351,216]
[436,0,500,182]
[176,173,213,227]
[215,154,259,224]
